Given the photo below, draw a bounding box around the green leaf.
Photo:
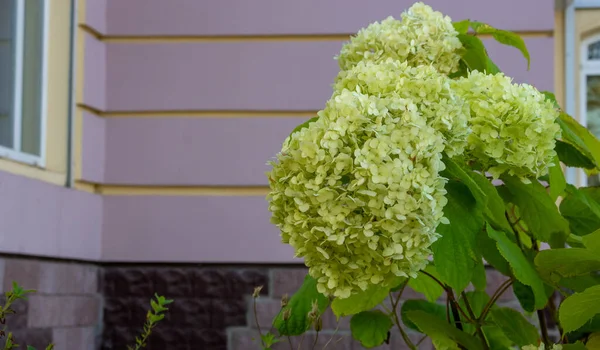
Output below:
[289,117,318,138]
[501,175,570,247]
[489,307,539,346]
[331,282,390,318]
[566,184,600,222]
[559,285,600,333]
[350,310,393,348]
[560,186,600,236]
[400,299,448,332]
[562,342,589,350]
[457,34,488,73]
[558,111,600,173]
[486,57,501,74]
[406,310,484,350]
[453,20,470,34]
[471,261,487,291]
[583,228,600,254]
[559,274,600,293]
[542,91,561,109]
[273,274,329,336]
[556,140,596,169]
[481,325,514,350]
[586,333,600,349]
[442,155,511,232]
[407,265,444,302]
[513,280,536,313]
[27,347,37,350]
[486,224,547,310]
[478,231,512,276]
[470,22,530,69]
[549,155,567,200]
[459,291,490,335]
[433,181,484,291]
[535,248,600,283]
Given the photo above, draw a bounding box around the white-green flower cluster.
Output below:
[522,344,562,350]
[267,2,562,299]
[268,90,448,298]
[336,2,462,75]
[334,59,470,157]
[452,71,561,179]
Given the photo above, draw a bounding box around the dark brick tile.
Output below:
[102,268,155,298]
[101,326,136,350]
[211,298,247,328]
[154,268,194,298]
[0,296,28,330]
[103,298,131,327]
[165,298,211,327]
[147,326,189,350]
[10,328,53,350]
[189,329,226,350]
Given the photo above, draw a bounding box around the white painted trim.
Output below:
[38,0,50,167]
[565,1,579,185]
[0,145,41,166]
[12,0,25,153]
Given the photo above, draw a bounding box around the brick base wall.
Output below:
[0,256,101,350]
[0,256,557,350]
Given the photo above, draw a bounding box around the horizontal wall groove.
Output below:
[77,23,554,43]
[74,181,270,196]
[77,104,318,118]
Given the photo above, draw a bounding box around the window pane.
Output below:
[0,0,15,149]
[20,0,43,156]
[589,41,600,60]
[586,75,600,186]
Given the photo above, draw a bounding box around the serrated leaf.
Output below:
[433,181,483,291]
[400,299,448,332]
[559,285,600,333]
[442,155,511,232]
[407,265,444,302]
[406,310,484,350]
[350,310,393,348]
[486,224,547,309]
[556,140,596,169]
[289,117,318,138]
[535,248,600,282]
[558,111,600,173]
[583,228,600,254]
[513,280,536,313]
[457,34,488,73]
[560,186,600,236]
[490,307,539,346]
[478,231,512,276]
[559,274,600,293]
[331,282,390,318]
[470,21,530,69]
[549,156,567,200]
[453,20,470,34]
[482,325,514,350]
[501,175,570,247]
[471,261,487,291]
[273,275,329,336]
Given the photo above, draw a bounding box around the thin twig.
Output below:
[312,331,319,350]
[253,298,265,348]
[537,309,551,346]
[448,290,464,331]
[389,284,418,350]
[480,279,514,321]
[322,323,341,349]
[462,292,490,350]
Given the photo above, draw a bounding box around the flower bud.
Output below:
[252,286,263,298]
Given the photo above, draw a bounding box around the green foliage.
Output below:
[489,307,539,346]
[349,311,392,348]
[560,186,600,236]
[331,281,391,318]
[407,265,444,302]
[501,175,570,247]
[273,275,329,336]
[555,140,596,169]
[456,34,488,73]
[583,228,600,253]
[400,299,448,332]
[549,155,567,200]
[481,325,514,350]
[469,21,531,69]
[486,224,547,309]
[557,111,600,174]
[406,310,484,350]
[433,181,484,291]
[128,294,174,350]
[535,248,600,283]
[512,280,536,313]
[559,285,600,333]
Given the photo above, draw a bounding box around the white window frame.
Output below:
[573,34,600,186]
[0,0,49,167]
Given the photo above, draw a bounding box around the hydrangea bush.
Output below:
[262,2,600,349]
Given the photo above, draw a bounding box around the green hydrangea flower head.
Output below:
[452,71,561,179]
[267,89,448,298]
[336,2,462,75]
[334,59,470,156]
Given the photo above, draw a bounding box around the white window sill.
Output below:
[0,145,43,168]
